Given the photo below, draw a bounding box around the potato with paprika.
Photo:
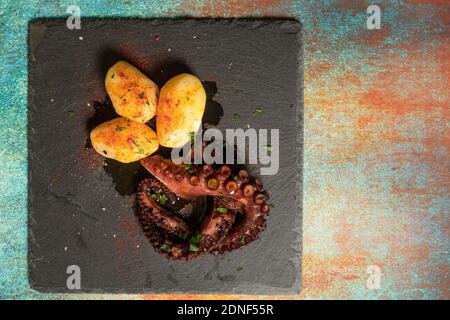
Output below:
[105,61,159,123]
[157,73,206,148]
[90,117,159,163]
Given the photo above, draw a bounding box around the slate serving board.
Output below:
[28,18,303,294]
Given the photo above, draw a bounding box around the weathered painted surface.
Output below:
[0,0,448,299]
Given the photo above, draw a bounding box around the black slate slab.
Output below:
[28,18,303,294]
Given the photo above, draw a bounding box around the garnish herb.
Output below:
[253,108,264,116]
[68,111,75,117]
[207,179,218,189]
[150,193,159,200]
[216,207,228,214]
[131,139,140,148]
[269,203,276,208]
[240,235,245,244]
[188,131,196,144]
[111,73,115,79]
[179,232,187,240]
[159,194,168,204]
[264,145,272,152]
[236,266,243,271]
[185,164,196,174]
[138,92,145,99]
[150,192,168,204]
[233,113,240,121]
[115,127,126,132]
[188,232,202,246]
[137,149,145,155]
[189,244,199,252]
[160,243,171,253]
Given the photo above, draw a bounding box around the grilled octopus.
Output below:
[137,155,270,260]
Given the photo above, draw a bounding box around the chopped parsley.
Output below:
[269,203,276,208]
[207,179,218,189]
[145,100,150,105]
[138,92,145,99]
[216,207,228,214]
[160,243,171,253]
[68,111,75,117]
[188,131,196,144]
[188,232,202,247]
[137,149,145,155]
[239,235,245,245]
[159,194,168,204]
[233,113,240,121]
[111,73,115,79]
[115,127,126,132]
[264,145,272,152]
[236,266,243,272]
[150,192,168,204]
[256,194,266,201]
[131,139,140,148]
[179,232,187,240]
[189,244,199,252]
[150,193,158,200]
[253,108,264,116]
[185,164,196,174]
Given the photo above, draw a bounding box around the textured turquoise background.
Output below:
[0,0,448,299]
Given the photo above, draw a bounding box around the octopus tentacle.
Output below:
[138,206,199,260]
[199,197,236,249]
[137,178,240,260]
[137,178,193,237]
[209,206,267,254]
[137,155,270,260]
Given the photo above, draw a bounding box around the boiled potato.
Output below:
[157,73,206,148]
[105,61,159,123]
[90,117,159,163]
